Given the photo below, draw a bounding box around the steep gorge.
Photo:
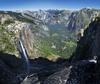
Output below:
[0,16,100,84]
[43,16,100,84]
[0,8,100,59]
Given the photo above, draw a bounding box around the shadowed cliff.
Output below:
[1,17,100,84]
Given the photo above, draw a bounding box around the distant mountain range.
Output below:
[22,8,100,30]
[0,8,100,59]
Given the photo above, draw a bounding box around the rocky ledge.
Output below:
[1,17,100,84]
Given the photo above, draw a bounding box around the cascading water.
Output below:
[19,40,30,73]
[18,38,30,75]
[17,25,34,77]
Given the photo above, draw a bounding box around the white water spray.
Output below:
[19,40,30,75]
[88,56,97,64]
[88,59,97,63]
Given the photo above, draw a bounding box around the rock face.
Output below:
[44,61,97,84]
[22,8,100,32]
[43,17,100,84]
[0,52,68,84]
[0,59,19,84]
[71,17,100,62]
[0,8,100,59]
[0,52,98,84]
[0,52,22,84]
[1,11,100,84]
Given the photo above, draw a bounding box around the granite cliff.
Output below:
[0,16,100,84]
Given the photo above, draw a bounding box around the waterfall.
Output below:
[18,39,30,75]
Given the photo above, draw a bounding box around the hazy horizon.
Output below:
[0,0,100,11]
[0,8,100,12]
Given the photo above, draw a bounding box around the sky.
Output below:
[0,0,100,11]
